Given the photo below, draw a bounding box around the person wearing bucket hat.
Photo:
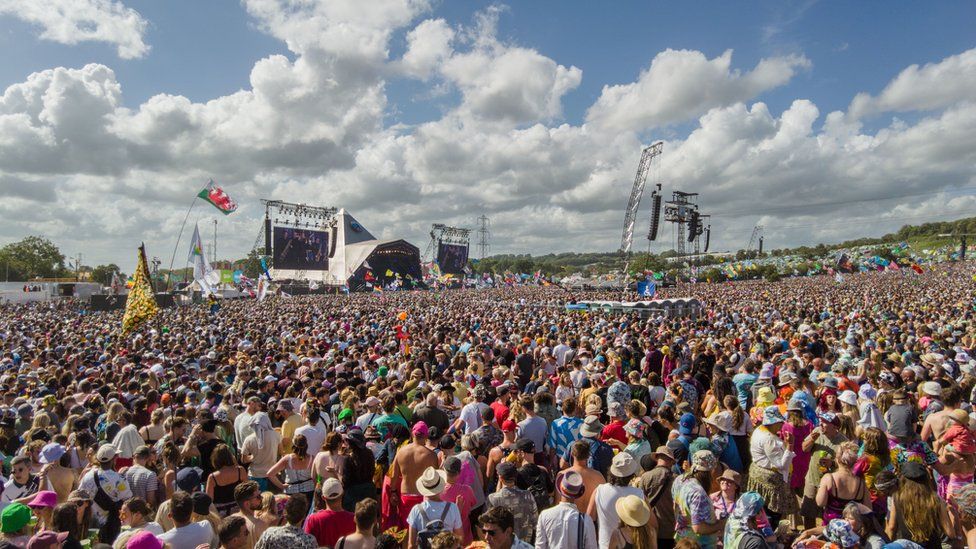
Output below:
[723,492,772,549]
[589,452,643,548]
[561,415,613,477]
[0,503,32,546]
[622,418,651,462]
[704,411,744,473]
[672,449,723,548]
[710,470,743,520]
[745,405,797,526]
[534,471,597,549]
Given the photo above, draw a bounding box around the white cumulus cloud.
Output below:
[585,49,810,133]
[0,0,149,59]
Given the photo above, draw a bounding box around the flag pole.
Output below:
[165,197,198,291]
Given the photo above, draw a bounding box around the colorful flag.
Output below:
[122,244,159,335]
[385,269,394,277]
[911,264,924,275]
[197,180,238,215]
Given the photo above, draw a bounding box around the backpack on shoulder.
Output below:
[417,502,453,549]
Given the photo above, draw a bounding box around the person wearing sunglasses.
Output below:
[479,507,532,549]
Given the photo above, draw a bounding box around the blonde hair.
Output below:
[893,477,941,540]
[836,441,859,469]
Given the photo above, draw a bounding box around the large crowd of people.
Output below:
[0,260,974,549]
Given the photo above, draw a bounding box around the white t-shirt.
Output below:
[0,477,35,510]
[233,411,254,448]
[158,520,215,549]
[593,484,643,549]
[295,422,326,455]
[406,500,462,533]
[459,402,490,434]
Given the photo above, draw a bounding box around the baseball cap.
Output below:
[175,467,202,492]
[321,478,343,500]
[95,444,117,463]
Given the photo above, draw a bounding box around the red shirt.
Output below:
[304,508,355,548]
[490,401,510,426]
[601,420,628,447]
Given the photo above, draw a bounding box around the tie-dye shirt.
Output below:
[672,475,717,549]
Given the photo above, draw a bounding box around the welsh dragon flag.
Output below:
[197,180,238,215]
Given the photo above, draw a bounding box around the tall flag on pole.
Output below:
[122,244,159,335]
[188,223,217,295]
[197,180,238,215]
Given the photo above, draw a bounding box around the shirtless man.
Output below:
[921,385,963,443]
[558,440,605,514]
[390,421,438,527]
[231,480,268,549]
[37,443,76,503]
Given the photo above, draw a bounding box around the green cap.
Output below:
[377,366,388,377]
[338,408,354,422]
[1,503,31,534]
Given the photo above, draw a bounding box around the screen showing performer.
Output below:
[273,227,330,270]
[437,243,469,274]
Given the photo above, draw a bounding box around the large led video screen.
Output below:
[273,227,329,270]
[437,243,469,275]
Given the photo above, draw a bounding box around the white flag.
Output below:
[256,274,268,301]
[188,223,215,295]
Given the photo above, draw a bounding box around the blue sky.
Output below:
[3,1,972,130]
[0,0,974,269]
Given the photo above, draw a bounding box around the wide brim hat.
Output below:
[416,467,447,497]
[615,495,651,527]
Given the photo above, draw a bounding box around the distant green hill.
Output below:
[474,216,976,276]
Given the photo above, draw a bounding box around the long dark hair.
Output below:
[53,503,80,539]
